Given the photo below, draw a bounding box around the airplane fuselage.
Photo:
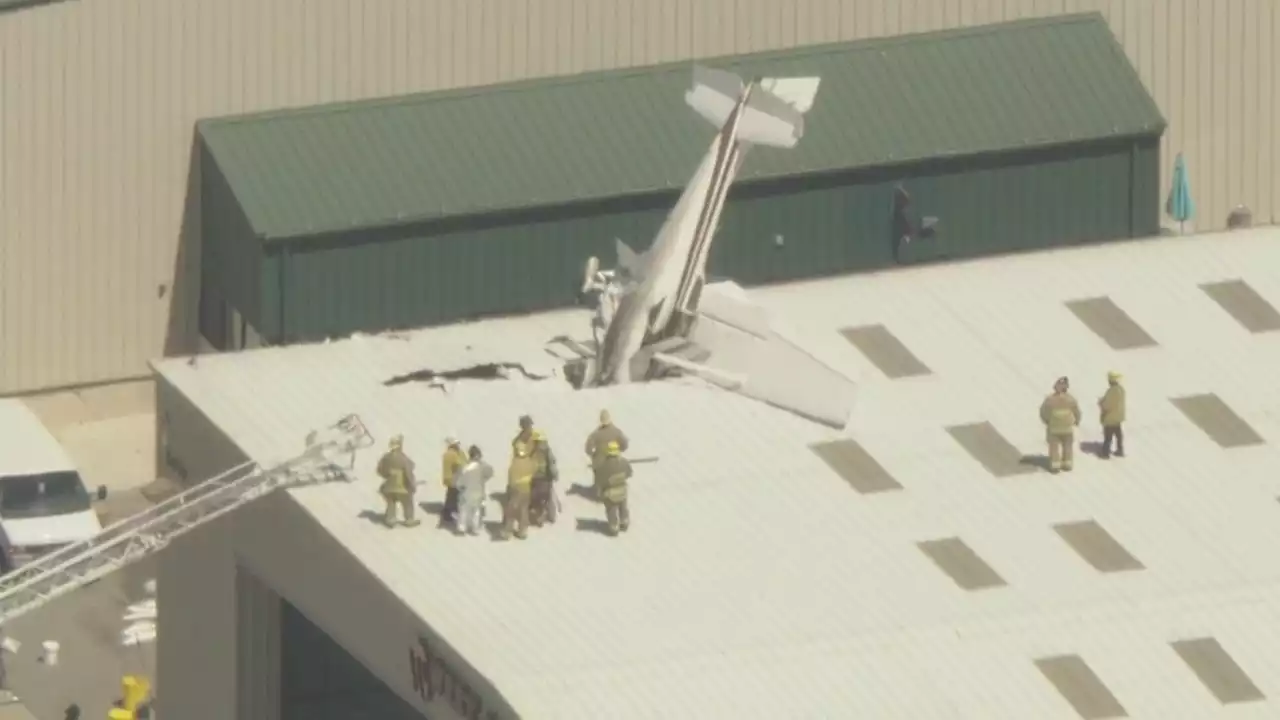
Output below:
[593,82,755,385]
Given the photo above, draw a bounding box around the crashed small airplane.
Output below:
[555,65,857,429]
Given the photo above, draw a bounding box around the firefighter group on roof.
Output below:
[374,410,635,539]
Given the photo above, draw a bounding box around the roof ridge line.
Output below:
[198,12,1108,131]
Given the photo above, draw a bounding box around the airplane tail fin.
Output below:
[684,65,821,149]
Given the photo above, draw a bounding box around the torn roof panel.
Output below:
[151,226,1280,718]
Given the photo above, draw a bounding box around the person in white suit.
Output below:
[453,445,494,536]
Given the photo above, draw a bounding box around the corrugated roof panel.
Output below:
[155,227,1280,717]
[199,13,1164,241]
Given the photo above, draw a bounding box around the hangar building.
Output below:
[2,0,1276,396]
[153,227,1280,718]
[196,14,1164,347]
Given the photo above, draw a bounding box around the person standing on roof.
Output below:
[1097,371,1127,459]
[503,442,537,540]
[595,441,633,536]
[1040,377,1082,473]
[454,445,494,536]
[506,416,536,530]
[376,435,420,527]
[512,414,536,452]
[529,430,560,526]
[585,410,629,498]
[440,435,467,527]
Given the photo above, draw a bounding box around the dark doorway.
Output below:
[280,600,427,719]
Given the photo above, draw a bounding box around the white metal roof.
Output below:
[154,227,1280,719]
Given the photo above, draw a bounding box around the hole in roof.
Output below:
[384,362,552,388]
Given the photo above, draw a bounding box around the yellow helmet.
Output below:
[1107,371,1122,381]
[605,441,621,456]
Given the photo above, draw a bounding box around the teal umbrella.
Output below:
[1166,153,1194,233]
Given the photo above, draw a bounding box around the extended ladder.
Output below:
[0,413,374,624]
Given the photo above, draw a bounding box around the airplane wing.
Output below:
[614,238,647,280]
[648,282,857,428]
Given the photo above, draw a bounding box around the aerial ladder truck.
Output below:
[0,413,376,718]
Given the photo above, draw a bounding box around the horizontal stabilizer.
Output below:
[697,282,771,339]
[685,313,856,429]
[685,65,821,148]
[651,352,746,390]
[758,77,821,114]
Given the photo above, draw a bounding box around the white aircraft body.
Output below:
[559,66,857,429]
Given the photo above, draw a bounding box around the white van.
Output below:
[0,399,106,571]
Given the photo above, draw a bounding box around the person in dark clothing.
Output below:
[892,186,915,265]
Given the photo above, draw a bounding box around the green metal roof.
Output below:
[198,12,1165,242]
[0,0,69,13]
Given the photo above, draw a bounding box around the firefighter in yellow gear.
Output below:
[377,435,420,527]
[440,435,467,526]
[106,675,151,718]
[1098,371,1127,458]
[1040,376,1082,472]
[503,442,538,540]
[594,441,633,536]
[512,414,536,452]
[528,430,560,526]
[585,409,629,499]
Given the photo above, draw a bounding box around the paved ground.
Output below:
[0,706,38,720]
[5,379,163,720]
[6,552,157,719]
[21,379,157,496]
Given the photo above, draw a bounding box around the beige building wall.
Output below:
[1,0,1276,395]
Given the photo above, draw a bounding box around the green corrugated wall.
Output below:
[263,135,1159,344]
[1130,137,1161,236]
[200,142,275,341]
[268,195,673,342]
